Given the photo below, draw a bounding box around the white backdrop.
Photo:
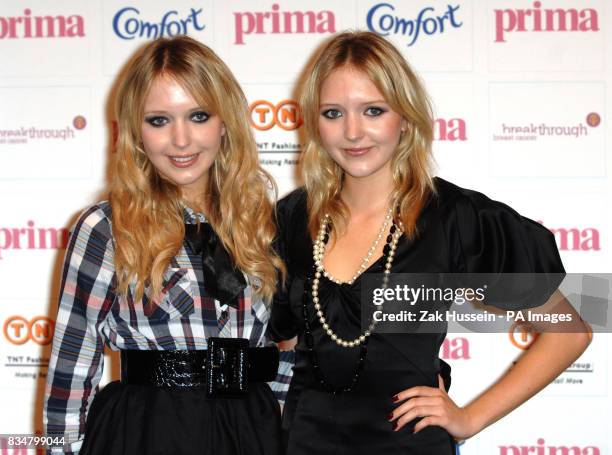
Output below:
[0,1,610,454]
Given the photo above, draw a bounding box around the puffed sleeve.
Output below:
[266,188,306,342]
[266,189,307,405]
[451,186,565,309]
[44,204,116,454]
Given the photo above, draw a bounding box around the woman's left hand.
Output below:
[389,375,477,440]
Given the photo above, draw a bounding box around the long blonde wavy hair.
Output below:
[110,35,283,303]
[298,31,436,239]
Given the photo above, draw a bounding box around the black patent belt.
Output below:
[120,338,279,398]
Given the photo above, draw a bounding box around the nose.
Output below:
[344,112,364,142]
[172,120,190,149]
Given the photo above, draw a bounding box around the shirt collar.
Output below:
[182,204,207,224]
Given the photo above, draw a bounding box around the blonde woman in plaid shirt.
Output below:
[44,36,290,455]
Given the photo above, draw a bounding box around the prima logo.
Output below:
[234,3,335,45]
[440,336,470,360]
[494,1,599,43]
[367,3,462,46]
[499,438,600,455]
[539,222,601,252]
[0,221,68,259]
[434,118,466,141]
[0,8,84,39]
[112,7,205,40]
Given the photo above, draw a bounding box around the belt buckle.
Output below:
[206,337,249,398]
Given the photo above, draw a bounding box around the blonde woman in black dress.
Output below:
[268,31,591,455]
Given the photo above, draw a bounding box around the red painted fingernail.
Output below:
[392,421,399,431]
[392,395,399,403]
[387,413,394,421]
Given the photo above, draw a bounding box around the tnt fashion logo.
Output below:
[494,1,599,43]
[4,316,51,382]
[0,221,68,259]
[3,316,54,346]
[249,100,302,132]
[112,7,205,40]
[553,361,594,386]
[509,321,539,350]
[233,3,336,45]
[366,3,462,46]
[0,8,85,39]
[249,99,301,168]
[499,438,600,454]
[0,115,86,146]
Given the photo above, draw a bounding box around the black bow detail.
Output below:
[184,223,246,308]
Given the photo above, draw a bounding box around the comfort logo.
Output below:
[0,116,86,146]
[433,118,466,141]
[538,221,601,252]
[367,3,462,46]
[494,1,599,43]
[509,322,539,350]
[113,7,205,40]
[0,8,85,39]
[234,3,335,45]
[249,100,302,131]
[3,316,54,345]
[440,336,470,360]
[0,221,69,259]
[499,438,600,454]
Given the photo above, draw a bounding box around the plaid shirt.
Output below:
[44,202,294,454]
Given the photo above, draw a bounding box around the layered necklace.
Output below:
[302,207,403,394]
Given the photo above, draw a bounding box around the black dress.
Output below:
[80,381,281,455]
[268,178,565,455]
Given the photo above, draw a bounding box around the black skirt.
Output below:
[80,381,282,455]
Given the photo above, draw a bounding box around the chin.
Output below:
[342,165,384,180]
[159,169,208,189]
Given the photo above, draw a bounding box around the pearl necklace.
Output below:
[311,211,402,348]
[318,207,393,285]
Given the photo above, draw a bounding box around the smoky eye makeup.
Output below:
[321,108,342,120]
[144,116,168,127]
[190,111,210,123]
[364,106,386,116]
[143,110,211,127]
[319,105,388,120]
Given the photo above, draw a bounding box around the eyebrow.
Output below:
[319,99,388,108]
[142,107,209,116]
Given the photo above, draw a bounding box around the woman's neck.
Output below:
[341,170,394,216]
[182,193,209,215]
